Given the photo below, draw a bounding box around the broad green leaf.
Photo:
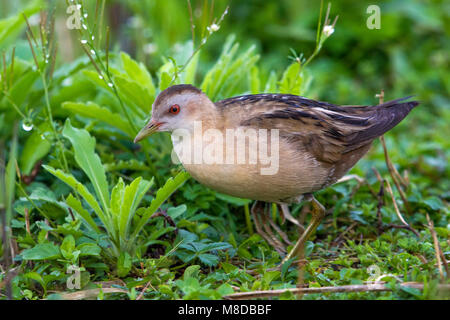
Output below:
[131,171,190,240]
[6,66,39,108]
[60,235,76,260]
[120,52,156,97]
[62,119,110,218]
[19,123,52,175]
[78,243,101,257]
[113,75,153,114]
[198,253,219,266]
[66,194,100,233]
[62,102,134,137]
[21,243,61,260]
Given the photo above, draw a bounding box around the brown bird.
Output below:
[134,84,418,263]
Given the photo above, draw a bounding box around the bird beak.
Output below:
[134,119,163,143]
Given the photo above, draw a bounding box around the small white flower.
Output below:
[207,23,220,33]
[81,39,88,44]
[323,25,334,37]
[143,43,158,54]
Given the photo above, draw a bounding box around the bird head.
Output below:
[134,84,216,143]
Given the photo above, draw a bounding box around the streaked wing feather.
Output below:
[217,94,418,165]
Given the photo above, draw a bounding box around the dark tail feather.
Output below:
[347,97,419,146]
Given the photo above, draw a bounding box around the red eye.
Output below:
[169,104,180,114]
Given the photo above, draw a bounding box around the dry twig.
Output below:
[224,282,450,300]
[426,214,448,281]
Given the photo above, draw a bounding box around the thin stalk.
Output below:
[244,203,254,235]
[41,73,69,172]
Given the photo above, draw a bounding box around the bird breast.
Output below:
[170,129,331,203]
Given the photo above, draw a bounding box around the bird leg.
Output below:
[281,195,325,265]
[251,201,286,255]
[266,205,295,245]
[262,204,291,247]
[260,203,286,254]
[279,203,305,235]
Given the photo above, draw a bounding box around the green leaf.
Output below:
[217,283,234,296]
[25,272,46,290]
[0,0,43,47]
[117,252,132,277]
[264,71,278,92]
[62,102,134,137]
[249,66,260,94]
[215,193,251,206]
[43,165,110,232]
[19,123,52,175]
[21,243,61,260]
[183,265,201,280]
[118,177,153,242]
[120,52,156,97]
[78,243,101,257]
[65,193,100,233]
[423,197,443,211]
[198,253,219,266]
[60,235,76,260]
[167,205,187,220]
[114,75,153,115]
[62,119,110,217]
[279,62,302,95]
[131,171,190,240]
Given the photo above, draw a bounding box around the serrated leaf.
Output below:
[120,51,155,97]
[118,177,153,243]
[62,119,110,218]
[131,171,190,240]
[114,75,153,115]
[66,194,100,233]
[198,253,219,266]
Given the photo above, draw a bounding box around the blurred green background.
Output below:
[1,0,449,106]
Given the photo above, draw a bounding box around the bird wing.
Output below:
[217,94,418,165]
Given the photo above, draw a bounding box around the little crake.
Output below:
[134,84,418,262]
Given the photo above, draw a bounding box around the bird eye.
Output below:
[169,104,180,115]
